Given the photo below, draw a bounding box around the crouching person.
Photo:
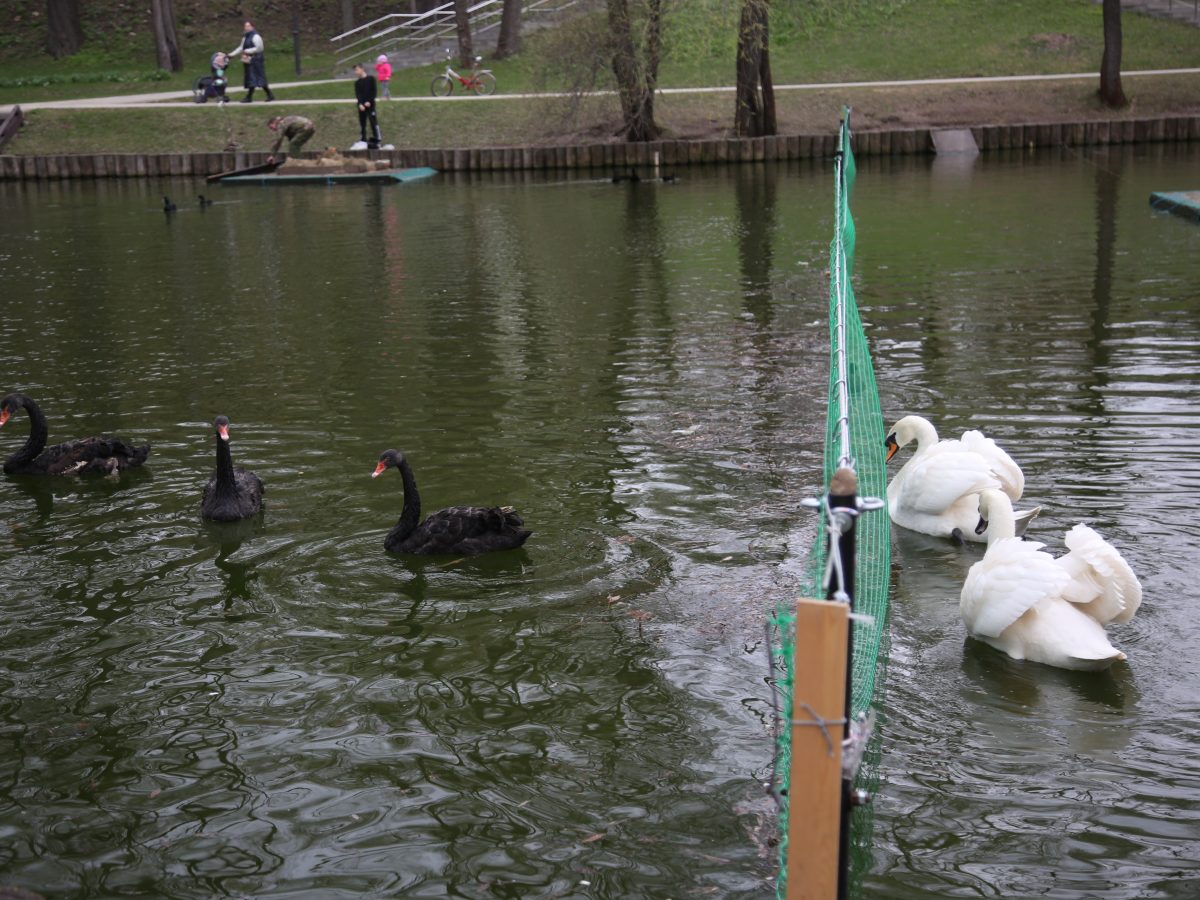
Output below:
[266,115,315,163]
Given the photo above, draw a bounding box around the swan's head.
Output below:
[975,488,1013,537]
[372,449,405,478]
[0,394,25,428]
[214,415,231,442]
[884,415,935,462]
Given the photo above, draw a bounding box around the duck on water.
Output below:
[0,393,150,476]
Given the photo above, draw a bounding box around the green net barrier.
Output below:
[772,111,891,898]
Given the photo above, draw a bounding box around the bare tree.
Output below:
[734,0,775,137]
[341,0,355,33]
[46,0,84,59]
[454,0,475,67]
[607,0,663,142]
[495,0,522,59]
[151,0,183,72]
[1099,0,1126,108]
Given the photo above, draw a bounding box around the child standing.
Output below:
[354,63,382,149]
[375,54,392,100]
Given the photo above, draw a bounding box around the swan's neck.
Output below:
[214,436,237,496]
[3,395,48,472]
[984,500,1018,545]
[909,417,939,451]
[393,457,422,539]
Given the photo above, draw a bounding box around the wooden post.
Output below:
[786,598,850,900]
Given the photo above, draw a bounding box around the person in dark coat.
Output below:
[230,20,275,103]
[354,63,382,149]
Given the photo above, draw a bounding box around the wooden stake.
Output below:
[786,598,849,900]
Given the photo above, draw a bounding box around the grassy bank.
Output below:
[9,75,1199,158]
[2,0,1199,155]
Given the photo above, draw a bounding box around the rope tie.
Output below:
[821,501,853,604]
[791,702,848,757]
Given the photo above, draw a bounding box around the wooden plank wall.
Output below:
[0,105,24,151]
[1,115,1197,180]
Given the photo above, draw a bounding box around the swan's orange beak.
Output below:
[0,408,9,428]
[218,423,230,441]
[885,434,898,462]
[371,461,387,478]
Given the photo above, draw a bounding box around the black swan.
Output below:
[1,393,150,476]
[200,416,264,521]
[372,449,531,555]
[197,195,214,207]
[163,196,177,213]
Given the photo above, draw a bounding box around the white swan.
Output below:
[885,414,1037,542]
[960,489,1143,671]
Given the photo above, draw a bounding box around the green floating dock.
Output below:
[220,166,438,186]
[1149,190,1200,223]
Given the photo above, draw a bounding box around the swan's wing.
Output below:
[405,505,528,554]
[42,435,150,474]
[959,430,1024,500]
[1057,523,1143,624]
[892,445,1000,515]
[961,538,1071,637]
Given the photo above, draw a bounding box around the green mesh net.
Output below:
[772,111,891,897]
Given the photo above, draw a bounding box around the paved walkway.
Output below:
[4,68,1199,115]
[1111,0,1200,27]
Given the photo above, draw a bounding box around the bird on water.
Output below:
[371,449,530,555]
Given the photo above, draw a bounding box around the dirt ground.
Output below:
[544,75,1200,146]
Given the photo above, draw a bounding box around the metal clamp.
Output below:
[841,709,876,782]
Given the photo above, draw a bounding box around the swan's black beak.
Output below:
[371,461,387,479]
[885,434,898,462]
[0,408,9,428]
[217,424,230,442]
[975,515,988,536]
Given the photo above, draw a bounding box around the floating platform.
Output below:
[218,166,438,186]
[1149,190,1200,223]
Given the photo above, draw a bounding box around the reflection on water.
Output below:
[2,143,1200,897]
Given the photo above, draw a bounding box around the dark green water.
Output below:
[1,143,1199,898]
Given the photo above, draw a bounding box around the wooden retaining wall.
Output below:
[2,114,1198,180]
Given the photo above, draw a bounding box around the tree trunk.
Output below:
[1099,0,1126,108]
[454,0,475,68]
[495,0,522,59]
[45,0,83,59]
[151,0,184,73]
[341,0,355,33]
[734,0,776,137]
[606,0,662,142]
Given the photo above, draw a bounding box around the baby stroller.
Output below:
[192,52,230,104]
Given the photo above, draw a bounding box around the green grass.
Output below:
[3,0,1199,155]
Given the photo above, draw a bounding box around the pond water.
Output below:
[1,142,1198,898]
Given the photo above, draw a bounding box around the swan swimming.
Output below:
[960,489,1142,671]
[885,414,1037,542]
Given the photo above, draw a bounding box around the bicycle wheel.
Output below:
[471,72,497,96]
[431,75,453,97]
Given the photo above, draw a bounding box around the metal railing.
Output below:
[330,0,578,70]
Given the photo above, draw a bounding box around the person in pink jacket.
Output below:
[375,54,393,100]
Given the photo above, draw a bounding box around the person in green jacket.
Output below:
[266,115,315,163]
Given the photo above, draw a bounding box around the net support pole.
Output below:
[785,598,849,900]
[827,467,858,900]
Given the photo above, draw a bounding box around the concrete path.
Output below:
[4,68,1199,114]
[1109,0,1200,27]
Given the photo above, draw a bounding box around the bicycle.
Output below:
[430,51,497,97]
